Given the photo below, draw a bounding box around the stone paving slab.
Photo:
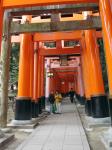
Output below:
[16,98,90,150]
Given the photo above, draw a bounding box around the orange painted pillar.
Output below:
[33,42,38,100]
[30,39,34,98]
[77,65,85,105]
[40,55,45,110]
[40,56,45,97]
[49,69,55,93]
[49,68,57,93]
[15,16,32,121]
[37,48,46,113]
[30,36,35,118]
[37,55,41,99]
[81,35,93,116]
[109,0,112,11]
[99,0,112,121]
[16,33,32,120]
[32,42,39,118]
[75,72,79,96]
[36,54,42,114]
[37,55,45,98]
[99,1,112,99]
[84,29,109,118]
[74,76,77,93]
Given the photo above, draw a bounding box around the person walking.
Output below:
[48,92,55,114]
[55,91,62,114]
[69,88,75,103]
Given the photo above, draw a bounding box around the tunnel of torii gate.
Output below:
[0,0,112,126]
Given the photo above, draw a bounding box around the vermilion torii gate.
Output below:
[0,0,112,127]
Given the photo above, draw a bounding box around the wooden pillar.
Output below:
[40,55,45,110]
[0,4,3,52]
[109,0,112,11]
[15,16,32,121]
[37,55,41,99]
[30,40,35,118]
[30,40,34,99]
[99,0,112,98]
[81,36,93,116]
[99,0,112,120]
[29,37,35,118]
[0,11,11,127]
[40,56,45,97]
[37,46,46,113]
[36,54,41,114]
[32,42,39,118]
[45,59,50,98]
[33,42,38,100]
[77,66,85,105]
[84,29,109,118]
[75,72,79,96]
[33,42,39,117]
[49,69,55,93]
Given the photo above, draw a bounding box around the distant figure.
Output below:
[69,88,75,103]
[55,91,62,114]
[48,92,55,114]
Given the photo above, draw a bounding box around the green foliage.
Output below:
[64,41,79,47]
[9,43,20,84]
[98,39,109,93]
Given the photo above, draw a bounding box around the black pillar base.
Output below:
[35,102,39,117]
[78,96,85,105]
[31,101,36,118]
[75,93,78,100]
[38,98,42,114]
[41,96,45,109]
[91,95,109,118]
[85,100,92,116]
[15,97,31,120]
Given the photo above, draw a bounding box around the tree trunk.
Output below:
[0,11,11,128]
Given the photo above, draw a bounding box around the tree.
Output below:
[9,43,20,85]
[98,39,109,94]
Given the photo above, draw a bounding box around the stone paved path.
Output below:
[16,98,90,150]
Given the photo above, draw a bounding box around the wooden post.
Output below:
[81,35,92,116]
[77,65,85,105]
[84,29,109,118]
[30,37,35,118]
[40,56,45,97]
[15,16,32,121]
[33,42,39,117]
[37,55,41,99]
[30,38,34,99]
[45,58,50,98]
[0,11,11,127]
[0,4,3,52]
[99,0,112,123]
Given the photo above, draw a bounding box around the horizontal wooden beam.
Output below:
[10,16,101,34]
[34,31,82,41]
[3,0,98,9]
[10,3,98,16]
[39,47,81,56]
[11,31,102,42]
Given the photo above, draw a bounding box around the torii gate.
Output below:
[0,0,112,127]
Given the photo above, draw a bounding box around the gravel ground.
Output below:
[76,103,107,150]
[1,101,31,150]
[2,130,31,150]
